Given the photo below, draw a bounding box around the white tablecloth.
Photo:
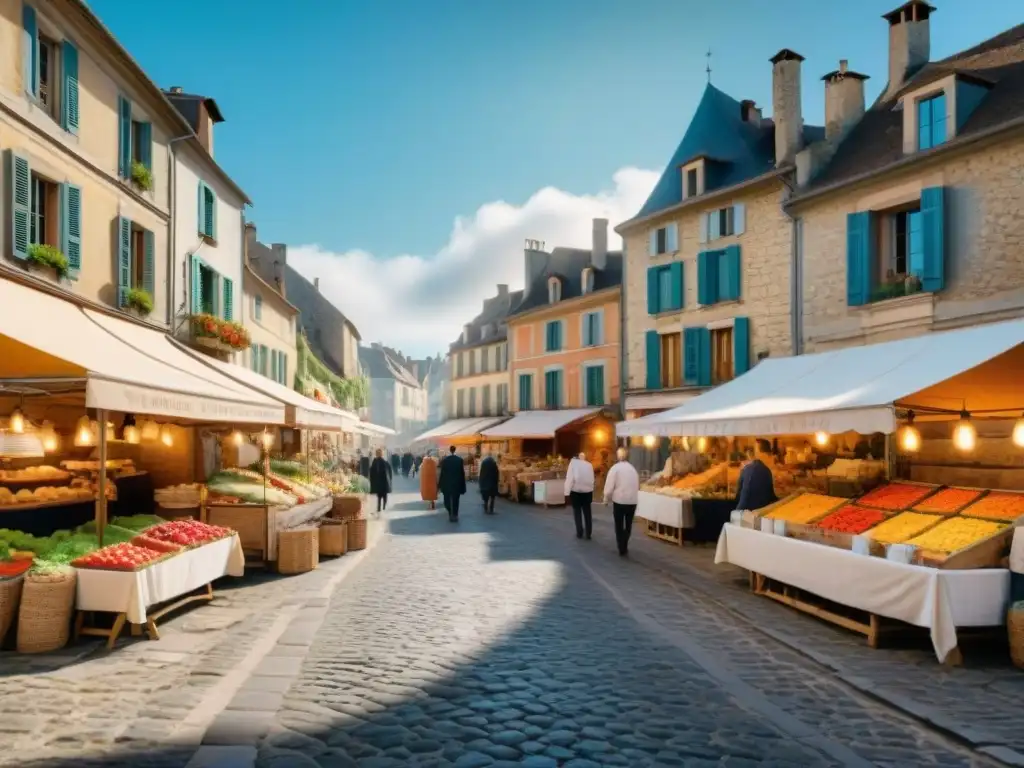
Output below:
[714,524,1010,662]
[534,479,566,505]
[637,490,694,528]
[75,534,245,623]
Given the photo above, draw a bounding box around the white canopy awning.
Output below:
[171,340,358,431]
[481,408,601,439]
[617,319,1024,438]
[415,416,508,442]
[353,421,396,437]
[0,280,284,424]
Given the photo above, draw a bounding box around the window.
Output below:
[711,327,734,385]
[199,262,218,315]
[130,226,146,290]
[584,365,605,407]
[498,343,508,371]
[29,174,58,247]
[660,332,682,389]
[116,96,151,180]
[647,263,683,314]
[14,158,81,273]
[198,182,217,240]
[686,168,698,198]
[582,311,602,347]
[658,268,673,312]
[917,93,947,150]
[548,277,561,304]
[697,246,741,305]
[582,268,595,294]
[544,369,562,409]
[648,224,678,256]
[468,388,477,417]
[401,387,410,406]
[482,385,491,416]
[702,204,745,243]
[545,320,562,352]
[518,374,533,410]
[481,347,490,374]
[468,349,476,376]
[23,9,79,132]
[497,383,509,414]
[37,33,58,117]
[456,389,465,417]
[456,353,464,378]
[115,217,156,306]
[891,208,924,278]
[258,345,269,376]
[254,294,263,321]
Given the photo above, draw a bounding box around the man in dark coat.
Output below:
[402,452,413,477]
[390,452,401,475]
[358,452,370,479]
[735,440,778,512]
[438,445,467,522]
[413,455,422,477]
[369,449,393,513]
[478,451,499,514]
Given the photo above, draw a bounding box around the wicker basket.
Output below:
[319,520,348,557]
[0,575,25,646]
[1008,601,1024,669]
[277,527,319,574]
[347,518,367,551]
[17,569,77,654]
[331,495,363,520]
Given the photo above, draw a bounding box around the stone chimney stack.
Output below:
[462,324,472,343]
[591,218,608,270]
[496,284,508,297]
[243,221,256,265]
[314,277,320,292]
[823,60,869,142]
[770,49,805,167]
[884,0,933,99]
[522,239,548,299]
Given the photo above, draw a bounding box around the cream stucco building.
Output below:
[449,284,518,419]
[242,222,297,385]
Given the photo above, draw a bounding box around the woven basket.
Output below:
[347,518,367,551]
[331,495,362,520]
[278,527,319,574]
[0,576,25,646]
[319,520,348,557]
[1008,601,1024,669]
[17,569,77,654]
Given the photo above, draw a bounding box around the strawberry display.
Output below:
[72,543,165,571]
[815,505,887,534]
[131,534,183,554]
[144,520,232,548]
[855,483,937,511]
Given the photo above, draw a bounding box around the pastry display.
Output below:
[0,466,70,483]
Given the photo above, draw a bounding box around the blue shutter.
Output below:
[697,251,718,305]
[10,153,31,260]
[117,217,132,306]
[645,330,660,390]
[138,122,152,170]
[734,317,750,376]
[696,327,712,387]
[920,186,946,293]
[721,245,741,301]
[60,183,82,277]
[519,374,532,410]
[61,41,79,134]
[669,261,684,311]
[222,277,234,321]
[190,255,202,314]
[118,96,132,179]
[683,327,700,384]
[142,229,155,295]
[845,212,872,306]
[23,5,38,96]
[646,266,660,314]
[666,223,678,252]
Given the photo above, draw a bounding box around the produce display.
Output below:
[206,470,297,507]
[72,542,167,571]
[960,491,1024,522]
[144,520,231,547]
[155,483,202,507]
[864,511,943,544]
[912,487,983,515]
[815,505,888,534]
[905,517,1008,554]
[764,493,846,524]
[131,534,183,553]
[856,483,936,511]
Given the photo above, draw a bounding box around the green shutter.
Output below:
[669,261,684,310]
[10,153,30,260]
[280,353,288,386]
[920,187,946,293]
[116,217,131,306]
[23,5,37,96]
[190,255,202,314]
[646,266,660,314]
[734,317,750,376]
[61,41,79,133]
[60,183,82,277]
[118,96,132,178]
[721,245,741,301]
[199,184,217,239]
[138,123,152,170]
[846,211,872,306]
[197,183,204,235]
[698,251,718,305]
[222,277,234,321]
[519,374,531,410]
[250,344,258,372]
[586,366,604,406]
[270,350,278,381]
[645,330,660,390]
[683,327,700,384]
[696,327,712,387]
[142,229,155,295]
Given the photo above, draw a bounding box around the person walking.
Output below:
[565,452,595,540]
[438,445,467,522]
[603,447,640,556]
[369,449,393,514]
[478,451,499,514]
[402,451,413,478]
[419,453,438,510]
[413,455,422,478]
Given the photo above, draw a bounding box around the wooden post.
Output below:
[97,408,108,546]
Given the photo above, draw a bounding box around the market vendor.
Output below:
[734,440,777,512]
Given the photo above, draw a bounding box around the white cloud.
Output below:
[287,166,658,359]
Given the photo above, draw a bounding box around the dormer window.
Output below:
[548,277,561,304]
[681,159,705,199]
[581,267,595,294]
[917,92,947,150]
[901,74,989,155]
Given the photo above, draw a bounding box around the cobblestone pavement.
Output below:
[260,484,999,768]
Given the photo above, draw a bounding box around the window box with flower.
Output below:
[190,313,251,352]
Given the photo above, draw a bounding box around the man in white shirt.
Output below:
[603,447,640,556]
[564,452,596,540]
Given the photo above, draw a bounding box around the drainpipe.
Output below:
[618,240,628,442]
[780,179,803,356]
[167,133,195,333]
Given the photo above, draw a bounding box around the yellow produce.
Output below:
[865,512,943,544]
[765,493,845,524]
[905,517,1007,553]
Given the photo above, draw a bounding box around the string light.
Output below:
[814,431,829,447]
[952,410,976,452]
[642,434,656,449]
[8,407,25,434]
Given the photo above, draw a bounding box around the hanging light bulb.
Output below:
[123,424,141,444]
[261,430,275,450]
[141,420,160,441]
[814,431,830,447]
[1013,414,1024,448]
[696,436,709,453]
[159,424,174,447]
[642,434,656,449]
[9,407,25,435]
[952,410,976,452]
[898,411,921,453]
[232,430,244,446]
[106,421,115,441]
[74,415,93,447]
[40,422,59,453]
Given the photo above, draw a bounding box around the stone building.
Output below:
[358,343,428,440]
[284,267,362,382]
[241,222,298,385]
[449,284,520,419]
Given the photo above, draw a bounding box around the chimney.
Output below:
[884,1,933,98]
[462,324,472,343]
[496,283,508,297]
[243,221,256,265]
[823,60,869,142]
[522,239,547,299]
[314,277,320,292]
[169,86,184,94]
[591,218,608,270]
[740,99,762,125]
[770,49,805,166]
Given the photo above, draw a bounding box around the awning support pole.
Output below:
[97,408,108,547]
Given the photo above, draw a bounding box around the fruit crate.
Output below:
[907,518,1015,569]
[911,486,986,516]
[854,481,940,511]
[959,489,1024,523]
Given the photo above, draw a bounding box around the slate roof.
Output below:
[510,249,623,318]
[634,83,824,221]
[358,345,421,389]
[449,288,524,352]
[803,22,1024,193]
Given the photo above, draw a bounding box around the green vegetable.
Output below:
[268,459,309,480]
[207,472,295,506]
[0,542,10,562]
[74,522,138,543]
[346,476,370,494]
[111,514,165,532]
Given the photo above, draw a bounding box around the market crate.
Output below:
[331,494,363,520]
[959,489,1024,523]
[762,492,848,525]
[854,481,940,511]
[906,518,1014,569]
[785,521,857,550]
[319,519,347,557]
[861,510,945,549]
[911,486,986,516]
[206,503,270,562]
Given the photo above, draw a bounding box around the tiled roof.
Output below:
[803,23,1024,193]
[358,345,421,388]
[449,289,524,351]
[510,250,623,318]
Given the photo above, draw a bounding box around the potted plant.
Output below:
[26,244,69,280]
[217,320,251,351]
[125,288,154,317]
[130,161,153,192]
[190,314,251,352]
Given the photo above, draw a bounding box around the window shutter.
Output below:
[845,211,872,306]
[709,210,721,240]
[206,187,217,239]
[648,230,657,256]
[734,316,750,376]
[669,261,684,311]
[666,223,678,252]
[61,41,79,134]
[190,254,203,314]
[697,251,718,305]
[683,327,700,384]
[138,122,152,170]
[197,182,205,235]
[259,345,268,376]
[118,96,132,179]
[920,186,946,293]
[9,152,30,260]
[519,374,531,410]
[699,213,709,244]
[116,217,132,306]
[222,277,234,321]
[60,183,82,277]
[142,229,154,295]
[594,312,603,345]
[734,204,746,235]
[722,245,741,301]
[250,344,258,372]
[697,327,712,386]
[271,350,278,382]
[23,5,38,96]
[645,330,660,390]
[646,266,660,314]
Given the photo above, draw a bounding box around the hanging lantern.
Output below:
[261,430,275,450]
[9,407,25,435]
[898,411,921,453]
[1013,414,1024,448]
[141,420,160,441]
[232,431,244,446]
[74,415,94,447]
[696,436,709,453]
[106,422,115,441]
[642,434,656,449]
[123,425,141,444]
[952,411,976,452]
[814,431,830,447]
[159,424,174,447]
[40,422,59,453]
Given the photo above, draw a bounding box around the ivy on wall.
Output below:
[295,332,369,410]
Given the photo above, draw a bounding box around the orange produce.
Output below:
[765,493,845,524]
[856,483,937,510]
[961,492,1024,521]
[865,511,943,544]
[913,487,983,515]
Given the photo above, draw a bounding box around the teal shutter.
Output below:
[846,212,872,306]
[519,374,532,410]
[734,317,750,376]
[250,344,258,372]
[23,5,38,96]
[60,183,82,277]
[197,183,204,235]
[199,184,217,239]
[280,353,288,385]
[142,229,155,295]
[645,330,660,390]
[222,277,234,321]
[118,96,132,178]
[586,366,605,406]
[271,350,278,382]
[10,153,31,260]
[190,255,202,314]
[61,41,79,133]
[116,217,132,306]
[920,186,946,293]
[646,266,660,314]
[138,122,152,170]
[683,327,700,384]
[697,251,718,305]
[669,261,684,310]
[666,224,678,252]
[721,245,741,301]
[696,327,712,387]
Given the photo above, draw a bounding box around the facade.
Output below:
[616,60,824,417]
[408,355,448,428]
[507,219,623,412]
[0,0,194,327]
[449,285,520,419]
[241,222,297,384]
[359,343,428,438]
[789,2,1024,352]
[285,267,361,382]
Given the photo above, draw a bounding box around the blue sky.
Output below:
[90,0,1022,354]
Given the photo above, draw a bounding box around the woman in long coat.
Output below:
[419,454,439,509]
